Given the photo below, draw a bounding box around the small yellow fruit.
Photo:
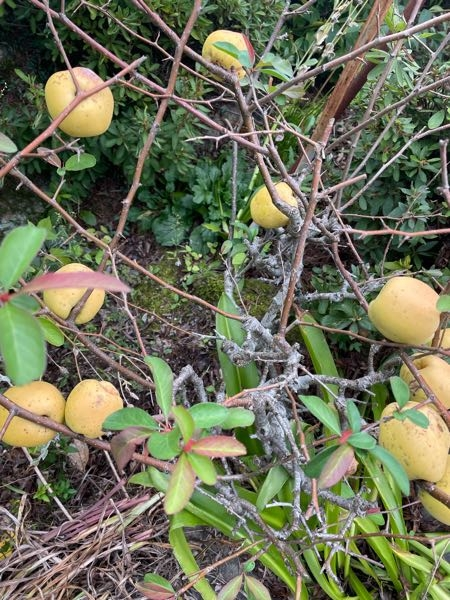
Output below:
[400,354,450,409]
[0,381,65,447]
[45,66,114,137]
[378,401,449,481]
[43,263,105,325]
[418,456,450,526]
[250,182,298,229]
[64,379,123,438]
[202,30,255,80]
[368,276,440,345]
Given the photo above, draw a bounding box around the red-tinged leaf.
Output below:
[20,271,130,294]
[190,435,247,458]
[135,574,176,599]
[164,453,196,515]
[244,575,272,600]
[187,452,217,485]
[110,427,148,472]
[317,443,356,489]
[218,574,244,600]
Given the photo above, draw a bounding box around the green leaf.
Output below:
[346,399,362,432]
[391,546,434,572]
[317,444,355,489]
[9,294,40,312]
[299,395,341,436]
[0,224,47,289]
[428,110,445,130]
[0,132,18,153]
[148,429,181,460]
[136,573,175,599]
[395,407,429,428]
[303,445,339,479]
[129,470,154,488]
[0,303,46,385]
[188,402,229,429]
[37,317,65,347]
[172,405,195,443]
[216,293,260,397]
[103,407,159,431]
[368,445,410,496]
[390,376,410,407]
[257,52,294,82]
[191,435,247,457]
[256,465,289,511]
[64,153,97,171]
[218,574,244,600]
[164,453,196,514]
[144,355,173,417]
[244,575,272,600]
[220,407,255,429]
[213,41,253,69]
[437,295,450,313]
[186,452,217,485]
[347,432,377,450]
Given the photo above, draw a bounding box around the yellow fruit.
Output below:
[202,30,255,80]
[250,182,298,229]
[43,263,105,325]
[378,401,449,481]
[400,354,450,409]
[64,379,123,438]
[418,456,450,526]
[45,67,114,137]
[368,276,440,345]
[0,381,65,447]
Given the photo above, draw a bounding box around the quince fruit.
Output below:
[418,456,450,526]
[250,182,298,229]
[400,354,450,409]
[202,30,255,80]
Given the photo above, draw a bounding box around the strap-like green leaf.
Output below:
[144,355,173,417]
[164,453,195,515]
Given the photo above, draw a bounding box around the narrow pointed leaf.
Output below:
[187,452,217,485]
[303,445,339,479]
[144,356,173,417]
[218,574,244,600]
[0,303,46,385]
[256,465,289,511]
[0,225,47,289]
[368,445,410,496]
[346,399,362,432]
[164,453,196,515]
[37,316,65,347]
[172,405,195,443]
[191,435,247,457]
[21,271,130,294]
[299,395,341,435]
[103,407,159,431]
[317,444,355,489]
[390,376,410,408]
[244,575,272,600]
[347,432,376,450]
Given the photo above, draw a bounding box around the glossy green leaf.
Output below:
[220,407,255,429]
[428,110,446,129]
[346,399,362,433]
[367,445,410,498]
[169,522,217,599]
[148,429,181,460]
[172,405,195,443]
[188,402,229,428]
[299,395,341,436]
[390,376,410,408]
[347,432,377,450]
[391,546,434,572]
[218,574,243,600]
[64,153,97,171]
[187,452,217,485]
[213,41,253,69]
[256,465,289,511]
[164,453,196,515]
[303,445,339,479]
[0,224,46,289]
[144,355,173,417]
[103,407,159,431]
[37,316,65,347]
[0,303,46,385]
[244,575,272,600]
[395,407,429,428]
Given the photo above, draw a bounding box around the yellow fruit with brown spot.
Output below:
[250,182,298,229]
[43,263,105,325]
[368,276,440,345]
[45,66,114,137]
[64,379,123,438]
[202,30,255,80]
[0,381,65,447]
[378,401,449,482]
[399,354,450,409]
[418,456,450,526]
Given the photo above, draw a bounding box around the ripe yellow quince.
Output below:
[0,381,65,447]
[250,182,298,229]
[399,354,450,409]
[43,263,105,325]
[418,456,450,526]
[368,276,440,345]
[64,379,123,438]
[202,30,255,80]
[378,401,449,482]
[45,66,114,137]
